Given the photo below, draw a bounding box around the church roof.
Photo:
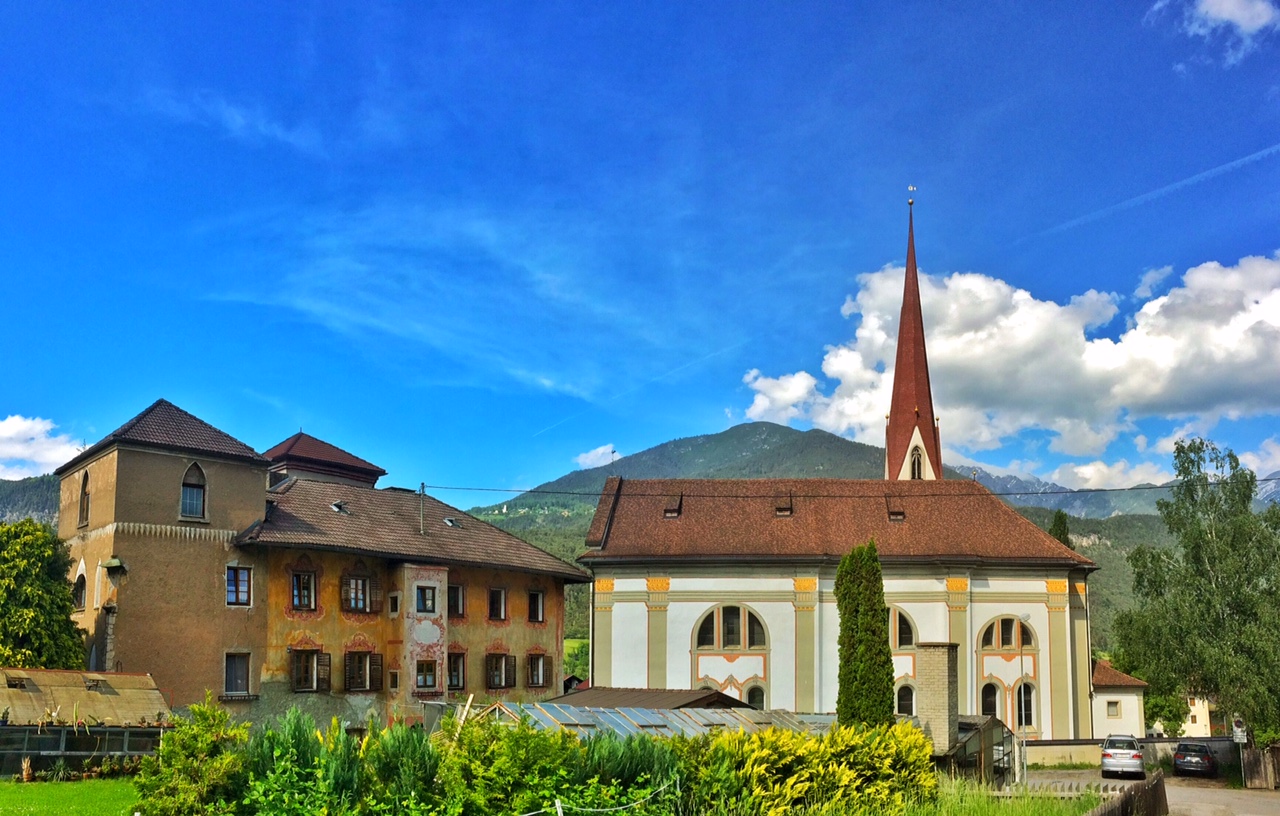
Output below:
[55,398,266,475]
[263,432,387,479]
[581,476,1094,569]
[886,204,942,478]
[239,478,589,582]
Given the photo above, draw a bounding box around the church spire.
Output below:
[886,199,942,480]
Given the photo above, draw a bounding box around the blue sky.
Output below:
[3,2,1280,506]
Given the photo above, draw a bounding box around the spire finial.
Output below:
[908,184,917,207]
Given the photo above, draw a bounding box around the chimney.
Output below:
[915,642,959,755]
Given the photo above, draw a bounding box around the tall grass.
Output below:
[780,778,1102,816]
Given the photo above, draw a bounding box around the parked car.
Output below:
[1172,742,1217,777]
[1101,735,1145,779]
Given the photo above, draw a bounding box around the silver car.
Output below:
[1101,735,1145,779]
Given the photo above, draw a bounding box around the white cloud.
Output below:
[743,252,1280,462]
[0,415,80,479]
[1135,265,1173,298]
[574,443,617,469]
[142,88,325,156]
[1240,436,1280,475]
[1048,459,1174,490]
[1150,0,1279,63]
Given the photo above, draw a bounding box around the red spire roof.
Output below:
[886,204,942,479]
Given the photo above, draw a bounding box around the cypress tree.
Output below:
[851,540,896,726]
[1049,509,1073,550]
[834,545,861,726]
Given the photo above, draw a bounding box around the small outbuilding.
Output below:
[0,668,171,727]
[1091,660,1147,739]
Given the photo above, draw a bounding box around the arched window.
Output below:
[181,463,206,518]
[72,575,86,610]
[910,447,923,480]
[747,686,766,710]
[980,617,1035,650]
[1016,683,1035,728]
[694,606,768,651]
[78,472,90,526]
[897,612,914,647]
[981,682,1000,718]
[896,685,915,716]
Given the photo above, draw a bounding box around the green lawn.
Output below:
[564,637,588,653]
[0,779,135,816]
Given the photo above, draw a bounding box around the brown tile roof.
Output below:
[545,686,753,709]
[581,477,1095,568]
[55,399,266,475]
[263,432,387,477]
[1092,659,1148,689]
[240,479,589,582]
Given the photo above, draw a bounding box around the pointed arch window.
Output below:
[888,606,916,649]
[78,472,90,527]
[910,447,923,480]
[181,463,207,518]
[72,575,87,610]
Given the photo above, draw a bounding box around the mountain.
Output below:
[0,474,58,525]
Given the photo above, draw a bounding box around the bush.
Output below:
[132,692,249,816]
[363,722,441,810]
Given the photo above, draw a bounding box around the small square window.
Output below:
[389,593,400,616]
[291,572,315,611]
[448,584,465,618]
[416,586,437,614]
[1107,701,1120,718]
[528,590,545,623]
[226,567,252,606]
[1190,714,1198,724]
[488,588,507,621]
[224,653,250,695]
[389,670,400,692]
[447,653,465,690]
[416,660,437,689]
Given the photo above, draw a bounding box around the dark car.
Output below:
[1172,742,1217,777]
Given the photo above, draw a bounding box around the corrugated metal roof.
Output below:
[0,669,171,727]
[478,702,837,739]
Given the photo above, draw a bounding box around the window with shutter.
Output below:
[292,650,319,692]
[504,655,516,689]
[317,652,331,692]
[369,653,384,692]
[369,576,384,613]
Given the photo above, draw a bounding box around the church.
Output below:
[580,206,1098,741]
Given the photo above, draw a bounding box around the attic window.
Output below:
[443,517,460,528]
[889,510,905,522]
[330,501,349,514]
[663,494,683,519]
[774,492,793,517]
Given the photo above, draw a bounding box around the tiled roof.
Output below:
[240,479,589,582]
[263,432,387,477]
[581,477,1095,568]
[55,399,266,475]
[546,687,753,709]
[1092,659,1148,688]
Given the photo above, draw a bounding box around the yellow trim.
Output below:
[646,577,670,592]
[793,577,817,592]
[1045,579,1068,594]
[946,577,968,592]
[594,578,615,593]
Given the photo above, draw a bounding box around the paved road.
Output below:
[1027,769,1280,816]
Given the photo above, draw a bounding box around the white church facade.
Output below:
[580,206,1099,741]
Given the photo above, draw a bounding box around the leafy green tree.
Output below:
[1049,509,1073,550]
[133,692,250,816]
[1142,691,1190,737]
[0,519,84,669]
[835,540,895,726]
[565,640,590,681]
[1115,438,1280,732]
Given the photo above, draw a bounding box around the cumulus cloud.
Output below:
[1150,0,1279,63]
[743,252,1280,461]
[574,443,617,469]
[1240,436,1280,476]
[0,415,80,479]
[1135,265,1173,298]
[1048,459,1175,490]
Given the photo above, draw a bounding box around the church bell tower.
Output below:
[885,199,942,480]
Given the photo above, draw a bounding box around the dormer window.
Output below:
[181,463,207,518]
[910,447,923,480]
[663,494,683,519]
[774,492,793,517]
[78,472,90,527]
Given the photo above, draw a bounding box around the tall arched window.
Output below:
[181,463,206,518]
[910,447,923,480]
[981,682,1000,718]
[1016,683,1035,728]
[72,575,87,610]
[78,472,90,526]
[889,607,916,648]
[896,685,915,716]
[747,686,766,710]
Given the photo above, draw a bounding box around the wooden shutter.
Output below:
[341,575,352,612]
[290,651,299,692]
[369,575,384,613]
[544,656,553,687]
[344,652,357,691]
[505,655,517,689]
[317,652,331,692]
[369,653,384,692]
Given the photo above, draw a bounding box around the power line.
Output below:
[424,475,1280,503]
